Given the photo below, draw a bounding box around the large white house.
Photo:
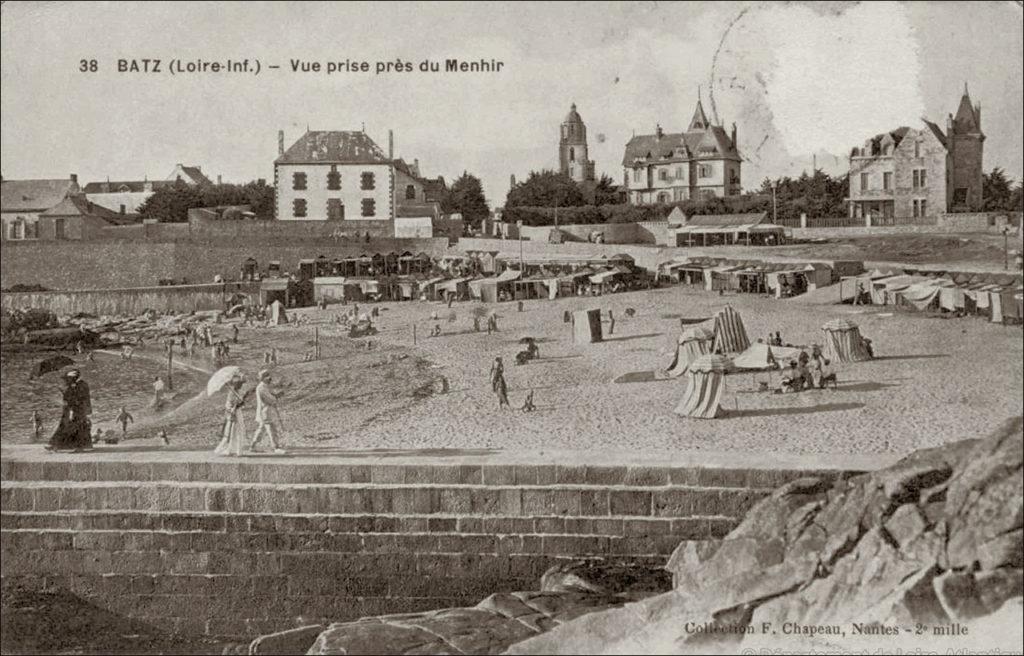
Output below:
[274,130,396,221]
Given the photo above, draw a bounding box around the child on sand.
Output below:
[116,407,134,437]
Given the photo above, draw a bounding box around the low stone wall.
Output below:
[0,282,260,316]
[0,456,861,639]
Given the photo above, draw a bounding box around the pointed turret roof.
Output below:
[953,84,981,134]
[688,98,710,131]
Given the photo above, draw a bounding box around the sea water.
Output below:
[0,349,205,443]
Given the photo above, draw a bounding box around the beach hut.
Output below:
[674,354,730,419]
[571,309,603,344]
[711,306,750,354]
[665,326,714,378]
[259,278,289,306]
[822,318,872,362]
[313,277,347,304]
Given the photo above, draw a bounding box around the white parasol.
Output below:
[206,366,243,397]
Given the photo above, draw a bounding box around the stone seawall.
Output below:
[1,282,260,316]
[0,453,867,639]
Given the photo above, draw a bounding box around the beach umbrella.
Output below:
[32,355,75,377]
[206,366,243,397]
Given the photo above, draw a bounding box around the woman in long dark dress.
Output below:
[48,370,93,451]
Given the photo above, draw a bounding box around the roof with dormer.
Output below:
[275,131,391,165]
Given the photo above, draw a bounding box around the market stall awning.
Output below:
[436,276,473,291]
[494,269,522,283]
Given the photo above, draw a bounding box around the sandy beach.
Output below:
[33,282,1014,459]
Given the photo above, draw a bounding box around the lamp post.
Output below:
[1004,227,1010,271]
[772,182,778,224]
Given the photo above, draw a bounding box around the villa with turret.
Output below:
[621,95,743,205]
[846,85,985,221]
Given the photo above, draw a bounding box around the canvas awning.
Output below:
[261,279,289,290]
[313,276,347,286]
[676,224,758,234]
[589,270,621,284]
[420,276,447,288]
[494,269,522,283]
[436,276,472,292]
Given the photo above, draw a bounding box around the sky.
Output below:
[2,1,1022,205]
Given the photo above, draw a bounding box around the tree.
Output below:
[757,170,848,220]
[137,180,275,222]
[505,170,586,209]
[982,168,1020,211]
[593,174,620,206]
[440,172,490,230]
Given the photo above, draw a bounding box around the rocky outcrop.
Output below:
[251,561,670,655]
[509,416,1023,654]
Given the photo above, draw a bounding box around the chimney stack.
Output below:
[278,130,285,156]
[70,173,78,188]
[731,122,737,148]
[217,174,222,185]
[655,124,663,139]
[388,130,394,160]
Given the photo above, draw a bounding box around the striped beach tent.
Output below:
[822,318,872,362]
[711,306,750,354]
[665,326,715,378]
[674,354,730,419]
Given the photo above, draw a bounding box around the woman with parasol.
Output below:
[209,367,250,456]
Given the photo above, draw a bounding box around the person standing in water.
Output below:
[115,407,134,438]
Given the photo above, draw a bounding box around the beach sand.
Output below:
[89,283,1023,459]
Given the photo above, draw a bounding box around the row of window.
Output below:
[291,198,377,219]
[860,169,927,191]
[293,171,376,191]
[911,199,928,218]
[634,164,714,184]
[646,189,717,203]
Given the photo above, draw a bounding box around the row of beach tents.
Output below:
[668,307,872,419]
[840,269,1023,323]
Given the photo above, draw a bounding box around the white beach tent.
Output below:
[821,318,873,362]
[269,299,288,325]
[665,326,715,378]
[674,353,731,419]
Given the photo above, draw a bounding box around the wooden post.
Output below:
[166,349,174,391]
[413,323,417,345]
[315,326,320,359]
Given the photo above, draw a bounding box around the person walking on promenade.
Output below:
[214,373,248,456]
[249,370,286,454]
[46,370,92,451]
[115,406,134,438]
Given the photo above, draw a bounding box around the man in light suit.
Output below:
[249,370,286,454]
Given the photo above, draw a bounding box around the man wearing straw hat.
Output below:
[250,369,286,454]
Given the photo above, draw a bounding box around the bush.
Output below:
[1,308,60,341]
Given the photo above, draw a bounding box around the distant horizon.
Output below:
[2,1,1022,206]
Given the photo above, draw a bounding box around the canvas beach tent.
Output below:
[571,309,603,344]
[674,353,731,419]
[731,342,805,370]
[269,299,288,325]
[822,318,872,362]
[664,326,714,378]
[711,306,750,354]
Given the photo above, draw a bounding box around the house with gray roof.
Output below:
[622,95,742,206]
[0,174,80,241]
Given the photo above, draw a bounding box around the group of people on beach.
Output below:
[489,356,536,412]
[780,344,837,393]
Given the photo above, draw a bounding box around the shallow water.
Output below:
[0,350,205,443]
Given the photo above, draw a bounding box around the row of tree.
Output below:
[139,165,1021,226]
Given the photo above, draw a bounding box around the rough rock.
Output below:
[262,560,672,655]
[509,416,1024,654]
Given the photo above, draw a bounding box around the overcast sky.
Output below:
[2,1,1022,204]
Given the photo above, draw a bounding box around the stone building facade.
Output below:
[847,86,984,220]
[621,97,742,205]
[558,104,596,184]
